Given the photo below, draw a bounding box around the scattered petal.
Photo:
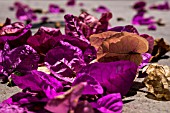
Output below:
[93,5,110,13]
[66,0,76,6]
[109,25,139,34]
[150,1,170,10]
[132,1,146,11]
[148,24,157,30]
[48,4,65,14]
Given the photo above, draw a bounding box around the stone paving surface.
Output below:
[0,0,170,113]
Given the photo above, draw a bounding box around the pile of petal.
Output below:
[0,9,170,113]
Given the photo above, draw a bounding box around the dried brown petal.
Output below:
[143,64,170,100]
[89,31,148,65]
[151,38,170,62]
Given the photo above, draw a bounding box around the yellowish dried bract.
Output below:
[143,64,170,100]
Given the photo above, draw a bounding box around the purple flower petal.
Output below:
[16,3,37,21]
[73,73,103,95]
[78,61,138,96]
[11,70,63,99]
[148,24,157,30]
[41,16,49,23]
[83,46,97,64]
[140,34,154,53]
[138,53,152,69]
[0,19,32,49]
[96,12,112,33]
[27,26,62,62]
[93,5,110,13]
[64,14,91,42]
[48,4,65,13]
[0,103,32,113]
[45,83,86,113]
[79,2,84,7]
[45,41,86,81]
[2,44,39,76]
[62,35,89,52]
[2,92,49,112]
[108,25,139,34]
[150,1,170,10]
[132,1,146,10]
[96,93,123,113]
[132,12,155,25]
[66,0,76,6]
[75,101,94,113]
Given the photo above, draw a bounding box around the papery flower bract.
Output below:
[14,2,37,22]
[64,14,90,45]
[48,4,65,13]
[75,101,94,113]
[45,83,86,113]
[0,18,32,49]
[148,24,157,30]
[93,5,110,13]
[65,12,112,40]
[140,34,154,53]
[45,41,86,80]
[138,53,152,69]
[151,38,170,62]
[132,12,155,25]
[93,93,123,113]
[2,92,49,112]
[0,103,32,113]
[27,26,62,52]
[96,12,112,33]
[66,0,76,6]
[108,25,139,34]
[90,31,148,65]
[150,1,170,10]
[143,64,170,100]
[27,26,62,62]
[132,1,146,11]
[83,45,97,64]
[78,61,138,96]
[73,73,103,95]
[11,70,63,99]
[2,44,39,76]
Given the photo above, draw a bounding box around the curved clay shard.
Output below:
[89,31,148,65]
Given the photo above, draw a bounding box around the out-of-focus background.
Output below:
[0,0,170,113]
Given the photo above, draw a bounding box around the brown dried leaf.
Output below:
[151,38,170,62]
[89,31,148,65]
[143,64,170,100]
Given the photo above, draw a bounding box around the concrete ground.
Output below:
[0,0,170,113]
